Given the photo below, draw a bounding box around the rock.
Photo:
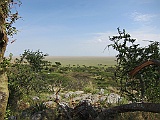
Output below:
[72,93,93,103]
[79,99,92,106]
[58,102,70,111]
[64,91,74,98]
[32,96,40,101]
[73,96,83,101]
[74,91,84,95]
[99,96,107,102]
[107,93,121,104]
[31,113,42,120]
[81,93,92,99]
[43,101,54,107]
[99,88,105,95]
[91,94,100,104]
[48,94,61,100]
[8,116,16,120]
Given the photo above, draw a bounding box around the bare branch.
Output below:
[129,60,160,77]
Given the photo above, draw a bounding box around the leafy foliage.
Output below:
[7,50,51,111]
[0,53,12,68]
[19,49,51,72]
[108,28,160,102]
[0,0,22,37]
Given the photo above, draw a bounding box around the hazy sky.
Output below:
[5,0,160,56]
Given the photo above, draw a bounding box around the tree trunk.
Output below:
[0,36,9,120]
[0,2,9,119]
[0,71,9,120]
[95,103,160,120]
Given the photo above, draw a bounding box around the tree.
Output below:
[108,28,160,102]
[0,0,21,119]
[7,60,48,111]
[93,29,160,119]
[19,49,50,72]
[95,60,160,119]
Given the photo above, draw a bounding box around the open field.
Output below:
[45,56,116,66]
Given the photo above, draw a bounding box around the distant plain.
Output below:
[45,56,116,67]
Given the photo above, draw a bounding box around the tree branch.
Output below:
[95,103,160,120]
[129,60,160,77]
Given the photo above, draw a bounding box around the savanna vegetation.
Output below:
[0,0,160,120]
[4,31,160,120]
[5,49,117,119]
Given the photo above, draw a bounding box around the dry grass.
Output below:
[45,56,116,66]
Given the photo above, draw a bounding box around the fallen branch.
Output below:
[95,103,160,120]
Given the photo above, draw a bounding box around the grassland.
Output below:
[45,56,116,67]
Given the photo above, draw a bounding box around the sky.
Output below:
[5,0,160,56]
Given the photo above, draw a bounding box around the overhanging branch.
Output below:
[129,60,160,77]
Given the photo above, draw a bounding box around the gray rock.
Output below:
[64,91,74,98]
[58,102,69,110]
[91,94,100,103]
[32,96,40,101]
[72,93,93,103]
[99,88,105,95]
[43,101,54,107]
[8,116,16,120]
[48,94,61,100]
[73,96,83,101]
[82,93,92,99]
[99,96,107,102]
[31,113,42,120]
[79,99,92,106]
[107,93,121,104]
[74,91,84,95]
